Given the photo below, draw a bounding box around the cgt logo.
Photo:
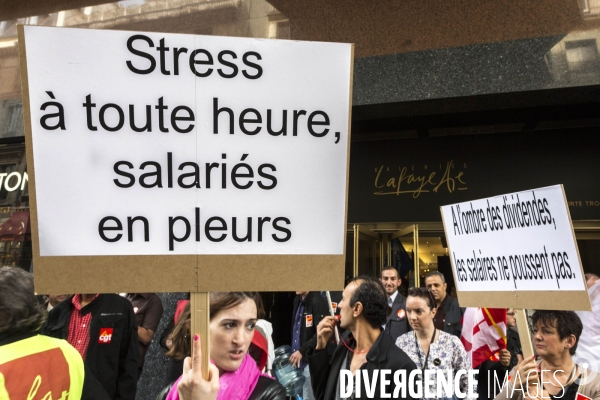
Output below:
[305,314,313,327]
[98,328,113,344]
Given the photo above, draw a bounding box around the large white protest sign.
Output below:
[440,185,590,310]
[19,25,353,293]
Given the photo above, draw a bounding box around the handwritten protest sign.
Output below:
[19,25,353,293]
[440,185,591,310]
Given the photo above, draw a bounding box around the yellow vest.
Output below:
[0,334,85,400]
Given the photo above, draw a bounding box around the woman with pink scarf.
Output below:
[166,292,285,400]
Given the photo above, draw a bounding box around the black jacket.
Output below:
[291,292,329,356]
[248,377,286,400]
[383,292,410,341]
[307,330,419,400]
[41,294,139,400]
[441,296,465,338]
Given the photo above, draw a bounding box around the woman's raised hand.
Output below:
[511,355,539,391]
[178,334,220,400]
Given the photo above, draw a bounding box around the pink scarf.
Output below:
[166,353,273,400]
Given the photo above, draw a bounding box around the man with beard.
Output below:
[380,265,409,341]
[307,276,418,400]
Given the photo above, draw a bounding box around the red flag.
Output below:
[460,308,507,368]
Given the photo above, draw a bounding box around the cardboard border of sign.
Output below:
[18,25,354,294]
[440,184,591,311]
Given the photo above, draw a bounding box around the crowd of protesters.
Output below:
[1,265,600,400]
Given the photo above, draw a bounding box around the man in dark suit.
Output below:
[380,265,409,341]
[290,291,329,400]
[307,276,418,400]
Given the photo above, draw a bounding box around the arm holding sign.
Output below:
[177,335,220,400]
[492,356,538,400]
[496,311,600,400]
[166,293,286,400]
[494,359,600,400]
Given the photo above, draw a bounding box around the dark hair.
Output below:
[424,271,446,283]
[249,292,266,319]
[209,292,255,319]
[407,287,436,309]
[166,302,191,360]
[380,265,399,279]
[531,310,582,355]
[0,267,46,335]
[347,276,388,329]
[166,292,257,360]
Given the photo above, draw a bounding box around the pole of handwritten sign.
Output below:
[190,292,210,380]
[515,309,539,390]
[515,309,534,359]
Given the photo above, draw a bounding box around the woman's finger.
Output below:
[519,356,537,371]
[177,334,219,400]
[191,334,203,376]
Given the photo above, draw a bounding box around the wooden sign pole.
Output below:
[515,309,534,359]
[515,308,541,391]
[190,292,211,380]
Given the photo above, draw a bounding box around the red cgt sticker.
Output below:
[98,328,113,344]
[306,315,313,327]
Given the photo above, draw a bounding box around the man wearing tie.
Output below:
[380,265,410,341]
